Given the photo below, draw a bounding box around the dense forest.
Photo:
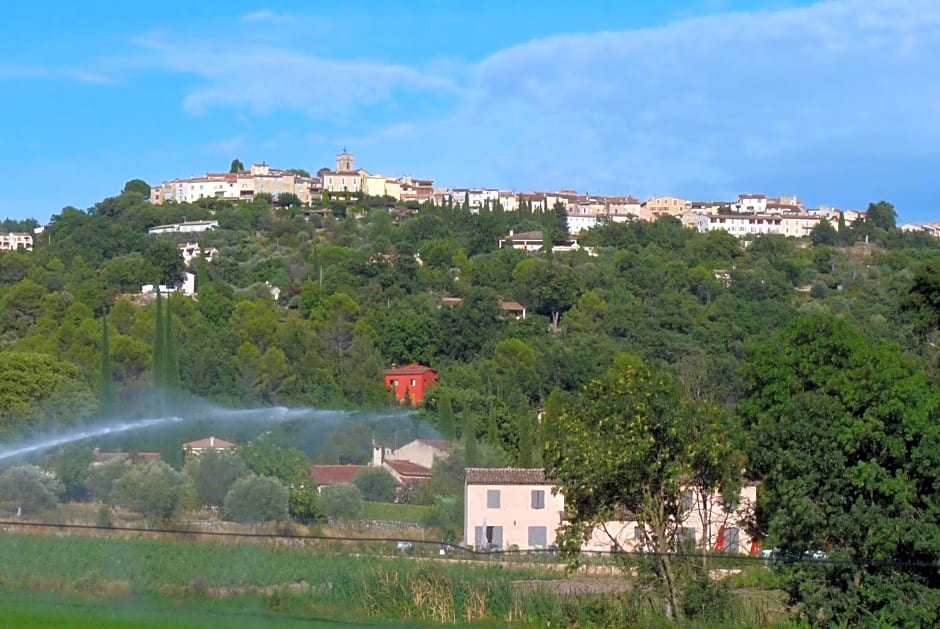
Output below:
[0,181,938,624]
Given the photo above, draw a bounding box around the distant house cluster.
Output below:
[146,150,902,242]
[309,437,452,496]
[150,163,320,206]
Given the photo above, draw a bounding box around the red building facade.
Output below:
[384,364,438,405]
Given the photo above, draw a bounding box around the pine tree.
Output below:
[99,312,116,417]
[163,296,182,398]
[152,288,165,389]
[437,391,456,440]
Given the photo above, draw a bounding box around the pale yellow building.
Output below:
[645,196,691,216]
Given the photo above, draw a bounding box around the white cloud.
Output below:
[423,0,940,199]
[131,34,461,118]
[125,0,940,208]
[202,135,246,155]
[240,10,297,24]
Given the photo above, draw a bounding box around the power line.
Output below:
[1,520,937,570]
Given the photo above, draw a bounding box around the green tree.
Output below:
[0,465,63,515]
[112,462,188,524]
[98,312,116,417]
[462,413,478,467]
[437,390,456,440]
[544,354,743,620]
[223,474,289,523]
[230,159,245,173]
[184,450,248,507]
[865,200,897,231]
[353,467,398,503]
[46,447,94,501]
[145,240,186,287]
[87,458,131,503]
[319,483,363,519]
[0,352,97,432]
[122,179,151,198]
[162,297,182,396]
[739,314,940,626]
[152,290,165,391]
[809,219,838,246]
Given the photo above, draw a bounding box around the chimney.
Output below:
[209,436,215,447]
[372,442,384,467]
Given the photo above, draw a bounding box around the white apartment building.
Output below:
[148,220,219,235]
[0,232,33,252]
[695,213,825,238]
[151,163,320,206]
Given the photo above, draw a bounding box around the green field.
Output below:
[361,501,432,524]
[0,590,402,628]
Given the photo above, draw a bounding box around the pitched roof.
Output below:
[385,363,436,376]
[414,438,452,451]
[93,449,161,464]
[507,231,544,241]
[310,464,366,485]
[500,301,525,312]
[384,459,431,478]
[465,467,555,485]
[182,436,236,450]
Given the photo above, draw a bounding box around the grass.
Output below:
[360,502,432,524]
[0,589,396,628]
[0,533,794,627]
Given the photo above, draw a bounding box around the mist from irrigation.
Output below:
[0,402,417,464]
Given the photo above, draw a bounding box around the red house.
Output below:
[384,364,438,405]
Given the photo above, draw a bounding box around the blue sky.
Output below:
[1,0,938,223]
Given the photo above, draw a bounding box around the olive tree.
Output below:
[222,475,288,523]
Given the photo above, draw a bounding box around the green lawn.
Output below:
[361,501,432,524]
[0,590,389,629]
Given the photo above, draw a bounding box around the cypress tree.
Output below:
[152,288,165,389]
[517,412,533,467]
[438,391,456,440]
[163,296,182,398]
[463,414,478,467]
[99,312,116,417]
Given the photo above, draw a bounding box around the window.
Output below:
[682,490,694,511]
[528,526,547,548]
[531,490,545,509]
[678,527,697,548]
[722,527,740,553]
[410,379,416,386]
[634,526,645,540]
[390,379,398,387]
[487,489,501,508]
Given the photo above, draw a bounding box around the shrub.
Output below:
[112,462,188,524]
[0,464,63,515]
[86,458,132,503]
[223,475,288,523]
[319,483,363,520]
[353,467,398,503]
[184,449,248,507]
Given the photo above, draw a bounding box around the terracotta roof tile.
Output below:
[385,460,431,477]
[384,363,435,376]
[465,468,555,485]
[310,465,366,485]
